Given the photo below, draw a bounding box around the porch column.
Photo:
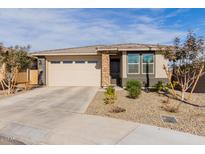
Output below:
[120,51,127,87]
[122,51,127,78]
[101,51,110,87]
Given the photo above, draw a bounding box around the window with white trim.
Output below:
[87,61,98,64]
[142,54,154,74]
[63,61,73,64]
[50,61,61,64]
[128,54,140,74]
[75,61,85,64]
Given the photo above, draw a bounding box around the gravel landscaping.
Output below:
[86,89,205,136]
[0,90,19,100]
[0,136,25,145]
[0,86,38,100]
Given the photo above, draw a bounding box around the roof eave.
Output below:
[30,52,98,56]
[97,47,162,51]
[96,48,118,51]
[118,48,158,51]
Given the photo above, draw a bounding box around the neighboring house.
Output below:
[31,43,169,87]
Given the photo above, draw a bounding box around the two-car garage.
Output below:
[47,56,101,86]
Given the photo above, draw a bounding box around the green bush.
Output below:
[164,83,171,92]
[104,86,117,104]
[126,80,141,90]
[153,81,178,93]
[128,86,141,98]
[153,81,164,92]
[106,85,115,95]
[126,80,142,99]
[164,81,178,93]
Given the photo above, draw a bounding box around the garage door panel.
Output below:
[48,56,101,86]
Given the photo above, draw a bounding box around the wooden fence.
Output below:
[0,69,38,90]
[0,69,4,82]
[16,69,38,85]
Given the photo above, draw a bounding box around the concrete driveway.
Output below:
[0,87,204,144]
[0,86,97,114]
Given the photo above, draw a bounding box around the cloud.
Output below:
[165,8,191,18]
[0,9,186,51]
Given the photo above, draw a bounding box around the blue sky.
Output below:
[0,8,205,51]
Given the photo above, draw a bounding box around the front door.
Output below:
[110,59,120,85]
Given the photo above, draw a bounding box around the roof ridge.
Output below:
[31,43,171,53]
[31,43,172,55]
[31,44,106,53]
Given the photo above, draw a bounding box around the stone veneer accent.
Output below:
[101,52,110,87]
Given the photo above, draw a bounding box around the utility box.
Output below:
[37,57,46,85]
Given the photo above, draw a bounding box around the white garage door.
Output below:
[47,56,101,86]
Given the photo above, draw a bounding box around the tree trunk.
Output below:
[0,81,6,96]
[0,79,8,95]
[188,65,204,100]
[181,89,185,101]
[7,79,11,95]
[163,65,177,98]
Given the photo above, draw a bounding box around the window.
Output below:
[128,54,140,74]
[142,54,154,74]
[51,61,60,64]
[63,61,73,64]
[75,61,85,64]
[87,61,98,64]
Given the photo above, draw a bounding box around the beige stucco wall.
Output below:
[155,54,168,78]
[46,55,101,86]
[46,58,48,86]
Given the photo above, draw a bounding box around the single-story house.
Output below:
[31,43,170,87]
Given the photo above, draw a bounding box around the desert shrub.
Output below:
[161,98,180,113]
[128,86,141,98]
[110,106,126,113]
[164,81,179,93]
[126,80,141,90]
[126,80,142,99]
[162,97,170,104]
[153,81,164,92]
[153,81,178,93]
[106,85,115,95]
[104,86,117,104]
[162,103,179,113]
[163,84,170,93]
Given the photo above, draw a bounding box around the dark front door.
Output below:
[110,59,120,85]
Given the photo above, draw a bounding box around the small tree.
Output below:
[161,32,205,101]
[0,44,32,94]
